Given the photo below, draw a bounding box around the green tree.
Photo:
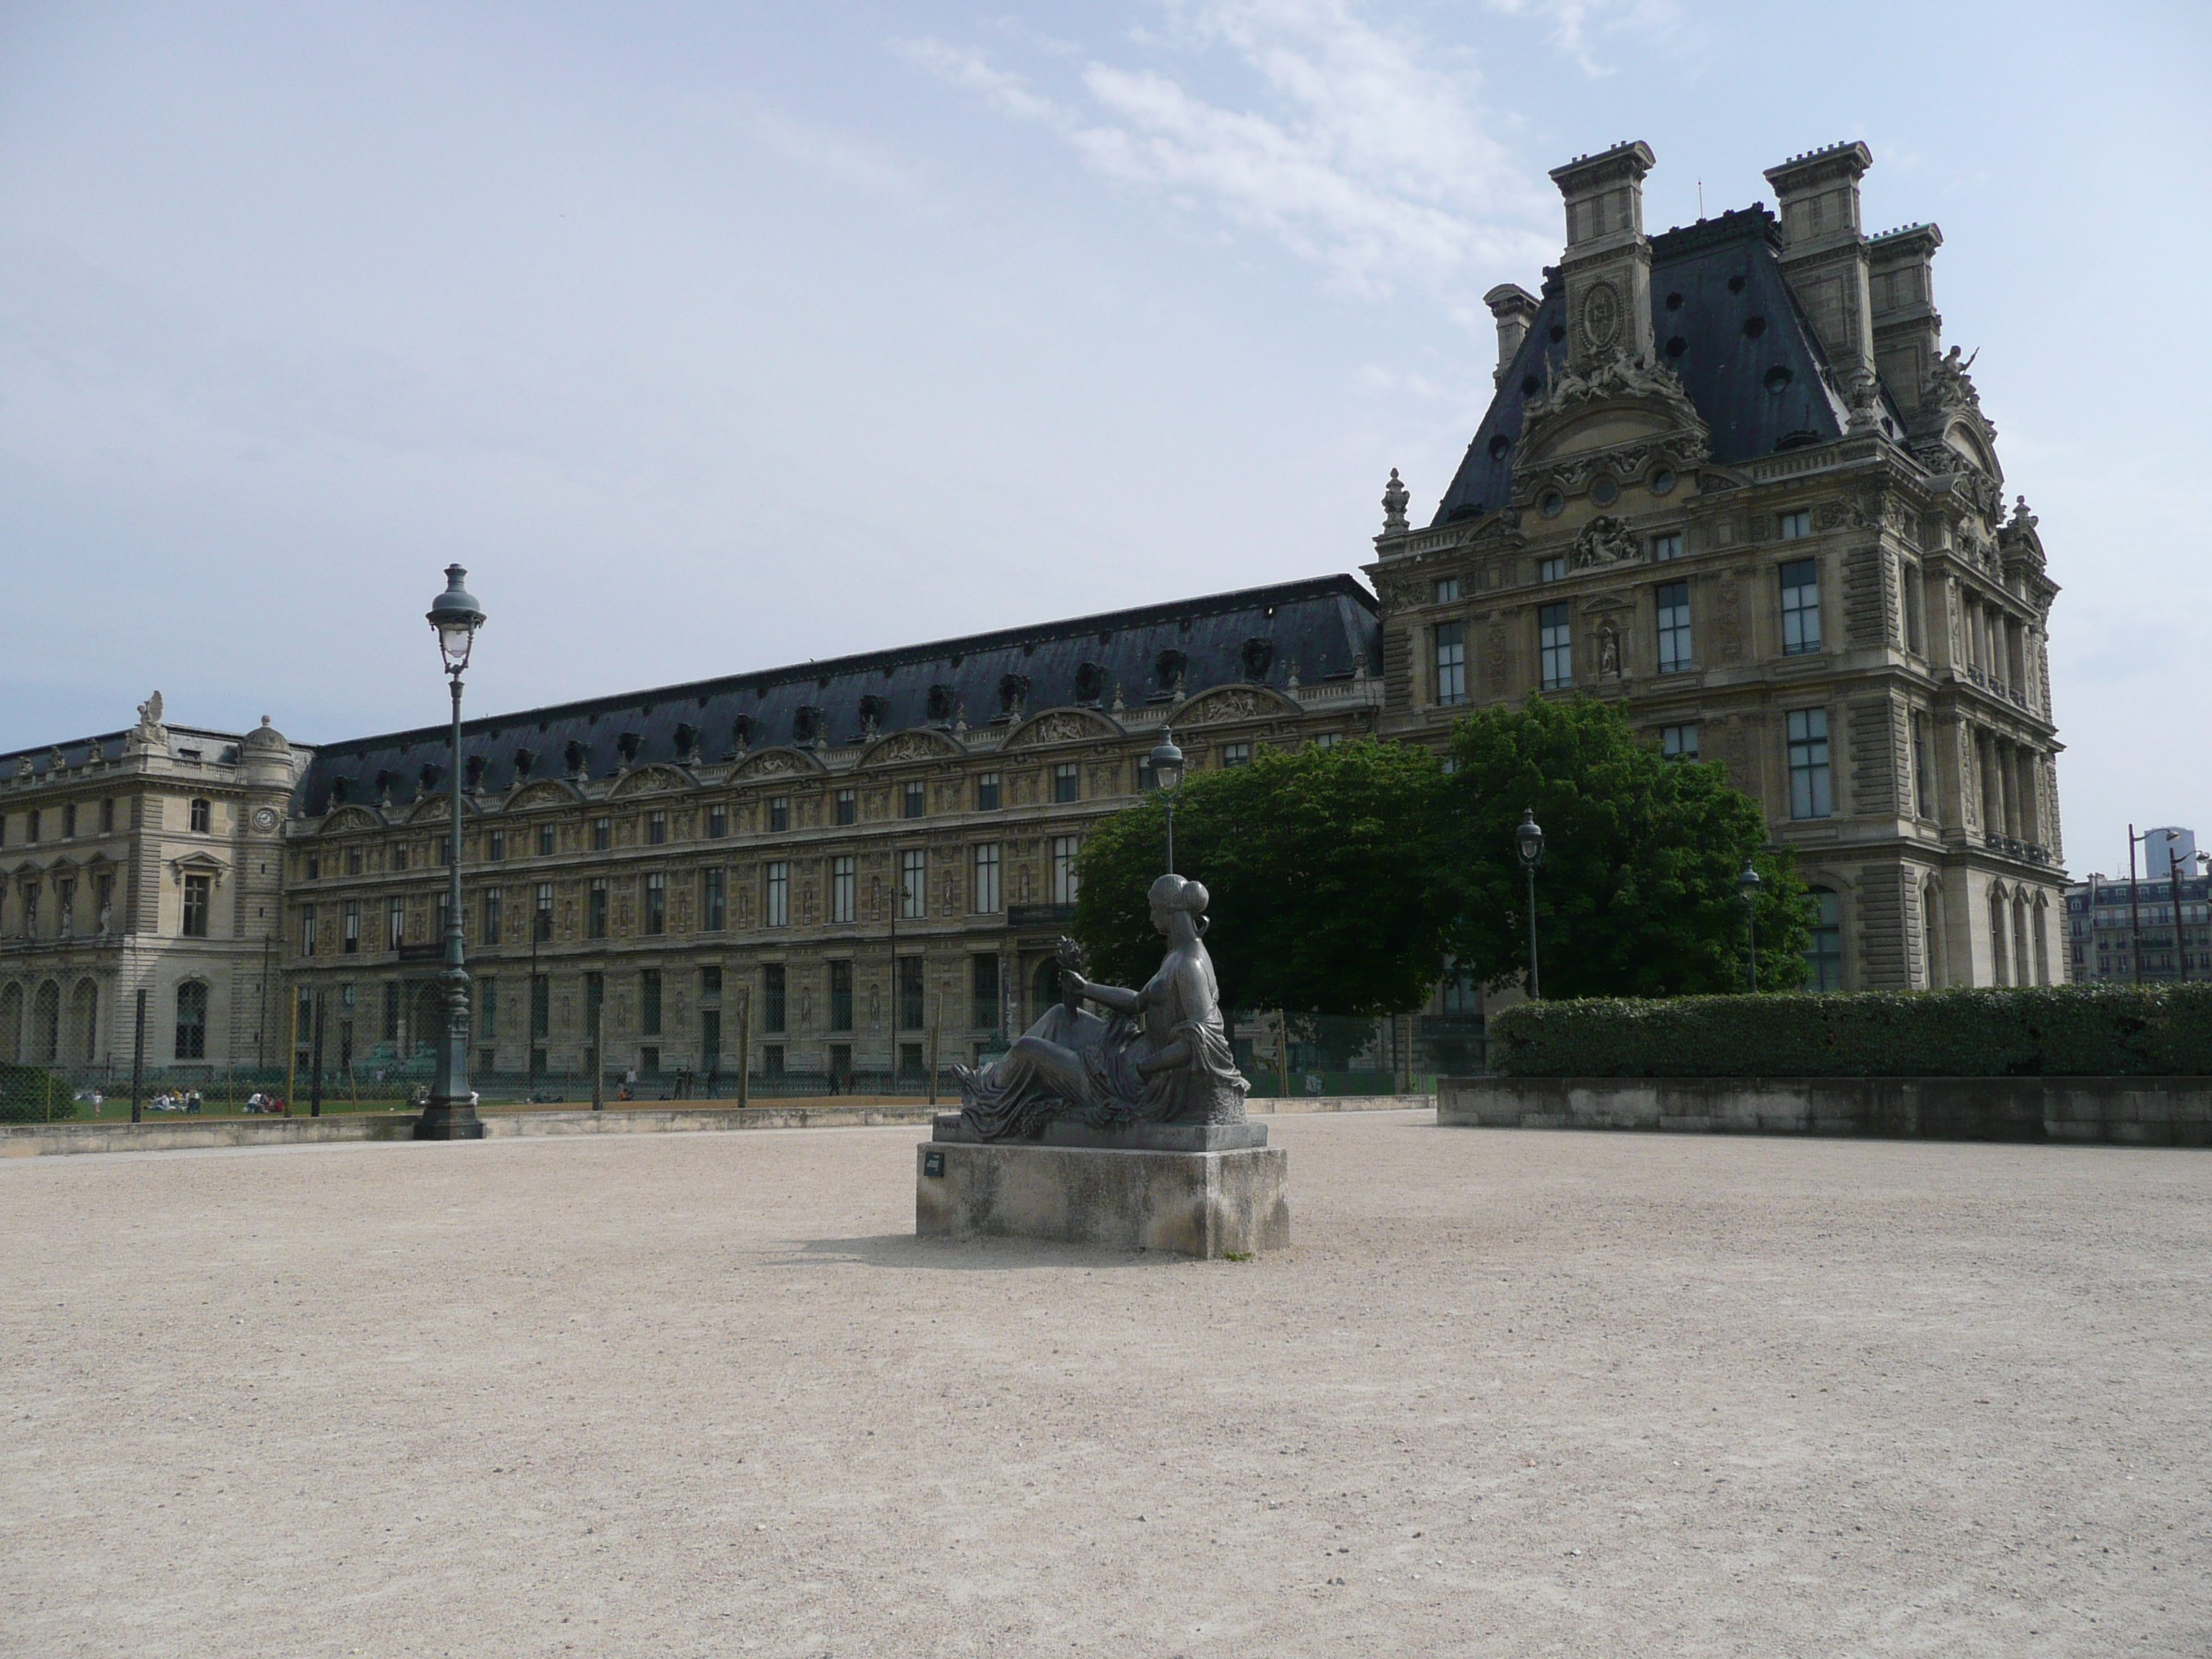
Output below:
[1072,737,1450,1017]
[1438,696,1811,998]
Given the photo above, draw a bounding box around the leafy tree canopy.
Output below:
[1071,737,1451,1017]
[1438,696,1812,997]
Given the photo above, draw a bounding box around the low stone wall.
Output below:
[1437,1076,2212,1146]
[1254,1094,1430,1115]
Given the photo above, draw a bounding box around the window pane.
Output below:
[1787,708,1832,819]
[973,843,1001,914]
[1434,621,1466,706]
[1539,603,1573,690]
[1655,580,1692,673]
[901,849,925,920]
[1781,559,1820,655]
[831,855,855,925]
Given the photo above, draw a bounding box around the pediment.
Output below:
[1002,708,1123,748]
[608,764,696,800]
[319,805,387,835]
[168,850,228,885]
[858,729,966,768]
[403,794,472,825]
[505,779,585,811]
[730,746,824,782]
[1521,399,1701,468]
[1940,417,2001,482]
[1167,684,1303,726]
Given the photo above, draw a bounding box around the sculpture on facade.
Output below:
[1382,467,1411,533]
[951,875,1249,1141]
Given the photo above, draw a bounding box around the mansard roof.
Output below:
[1432,206,1895,526]
[293,575,1380,816]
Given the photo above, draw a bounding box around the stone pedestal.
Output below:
[917,1115,1289,1257]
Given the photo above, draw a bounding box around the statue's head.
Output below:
[1147,873,1210,936]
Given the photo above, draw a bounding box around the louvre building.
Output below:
[0,138,2065,1082]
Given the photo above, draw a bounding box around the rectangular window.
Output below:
[1912,716,1931,819]
[395,842,411,872]
[1434,576,1460,603]
[973,843,1001,914]
[708,804,728,840]
[1787,709,1833,819]
[644,872,666,935]
[830,960,853,1032]
[480,889,500,946]
[588,878,609,939]
[343,900,361,953]
[384,983,403,1042]
[1539,602,1573,690]
[436,893,450,940]
[763,963,787,1033]
[898,956,924,1030]
[1902,569,1923,655]
[703,867,727,932]
[179,873,212,938]
[901,848,926,920]
[531,974,550,1040]
[1779,509,1812,541]
[903,781,926,819]
[1051,835,1079,906]
[174,981,207,1061]
[1806,890,1844,990]
[830,855,855,925]
[1651,532,1683,562]
[700,965,721,1000]
[189,799,211,832]
[296,900,313,954]
[1434,621,1467,706]
[763,1043,784,1077]
[480,979,498,1041]
[346,847,362,876]
[63,803,78,839]
[584,970,604,1033]
[971,954,1001,1032]
[765,862,789,928]
[100,797,114,833]
[305,853,322,882]
[439,836,453,868]
[701,1008,720,1065]
[975,773,1001,811]
[768,796,790,833]
[27,809,40,843]
[1220,742,1251,768]
[1660,724,1699,761]
[1780,559,1821,655]
[1655,580,1693,673]
[487,830,505,862]
[533,883,552,943]
[388,896,406,949]
[835,788,857,827]
[591,817,611,851]
[1539,556,1565,583]
[647,810,667,846]
[537,824,556,857]
[1313,732,1340,750]
[640,969,662,1037]
[1053,763,1079,804]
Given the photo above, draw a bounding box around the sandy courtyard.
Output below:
[1,1111,2206,1657]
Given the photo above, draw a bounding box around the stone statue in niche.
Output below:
[1596,621,1622,680]
[950,878,1249,1142]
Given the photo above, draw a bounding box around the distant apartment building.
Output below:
[2064,828,2209,984]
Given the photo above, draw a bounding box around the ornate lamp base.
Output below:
[413,1099,486,1140]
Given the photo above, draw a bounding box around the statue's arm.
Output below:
[1136,1038,1191,1077]
[1064,971,1143,1015]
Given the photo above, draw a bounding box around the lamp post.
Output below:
[1149,729,1186,874]
[415,565,487,1140]
[1514,809,1545,1000]
[1739,861,1763,993]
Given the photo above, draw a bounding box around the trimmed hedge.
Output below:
[1488,984,2212,1078]
[0,1063,75,1124]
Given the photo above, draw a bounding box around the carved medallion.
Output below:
[1581,282,1621,352]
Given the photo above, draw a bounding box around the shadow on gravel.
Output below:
[791,1233,1180,1272]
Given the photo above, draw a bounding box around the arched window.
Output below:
[174,981,208,1061]
[31,981,60,1065]
[68,980,99,1064]
[0,982,22,1064]
[1805,889,1844,992]
[1988,889,2010,987]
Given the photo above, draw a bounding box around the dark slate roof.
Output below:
[294,575,1380,815]
[1432,206,1896,526]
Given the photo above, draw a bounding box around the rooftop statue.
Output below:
[952,874,1249,1141]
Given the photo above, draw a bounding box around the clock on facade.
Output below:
[252,806,279,830]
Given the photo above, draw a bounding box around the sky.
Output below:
[2,0,2206,878]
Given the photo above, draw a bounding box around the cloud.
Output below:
[1483,0,1689,78]
[897,2,1553,297]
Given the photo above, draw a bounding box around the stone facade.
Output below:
[1370,140,2065,992]
[279,578,1382,1085]
[0,696,310,1071]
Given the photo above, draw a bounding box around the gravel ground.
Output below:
[1,1111,2206,1658]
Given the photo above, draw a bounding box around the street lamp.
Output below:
[1738,861,1763,993]
[416,564,487,1141]
[1514,808,1545,1000]
[1149,729,1186,874]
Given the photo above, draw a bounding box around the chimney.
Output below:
[1869,222,1945,415]
[1483,284,1539,386]
[1763,142,1878,391]
[1547,141,1657,371]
